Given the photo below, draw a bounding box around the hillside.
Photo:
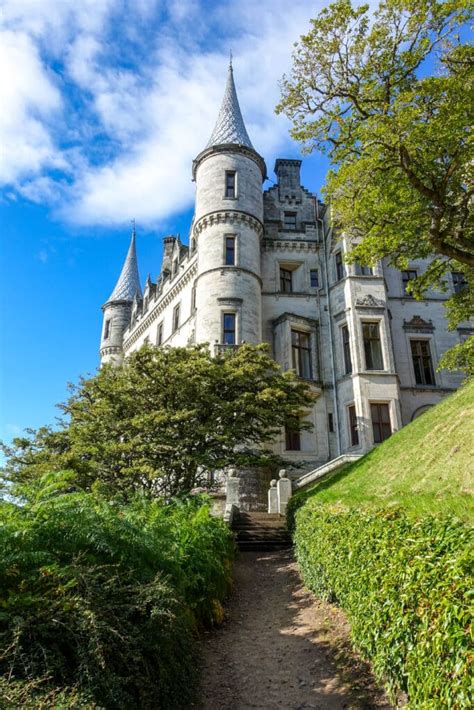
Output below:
[293,382,474,524]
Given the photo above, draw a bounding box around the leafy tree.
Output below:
[277,0,474,373]
[1,344,313,498]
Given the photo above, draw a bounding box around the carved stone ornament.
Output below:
[403,315,435,332]
[355,294,384,308]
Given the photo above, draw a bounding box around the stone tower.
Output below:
[100,226,142,365]
[192,62,267,350]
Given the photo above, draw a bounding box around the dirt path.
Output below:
[197,550,393,710]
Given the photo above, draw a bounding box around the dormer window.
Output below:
[172,259,178,277]
[225,171,236,198]
[284,212,297,231]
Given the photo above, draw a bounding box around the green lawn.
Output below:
[294,382,474,523]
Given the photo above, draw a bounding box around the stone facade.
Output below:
[99,64,471,476]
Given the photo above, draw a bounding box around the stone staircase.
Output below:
[232,511,292,551]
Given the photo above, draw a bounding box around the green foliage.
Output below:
[0,472,234,709]
[277,0,474,371]
[288,381,474,526]
[1,344,313,498]
[293,503,473,707]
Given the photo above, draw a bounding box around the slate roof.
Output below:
[206,63,253,149]
[107,228,142,303]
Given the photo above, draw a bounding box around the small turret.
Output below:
[100,225,142,366]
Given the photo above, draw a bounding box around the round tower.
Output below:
[100,226,142,366]
[192,62,266,351]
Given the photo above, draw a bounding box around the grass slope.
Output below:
[295,382,474,523]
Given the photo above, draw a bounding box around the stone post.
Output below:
[268,479,278,514]
[276,469,292,516]
[225,469,240,508]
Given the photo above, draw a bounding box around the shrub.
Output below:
[293,502,473,707]
[0,473,234,709]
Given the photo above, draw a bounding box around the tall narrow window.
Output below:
[104,319,111,339]
[341,325,352,374]
[191,284,196,312]
[348,405,359,446]
[284,212,297,230]
[363,322,384,370]
[310,269,319,288]
[371,403,392,443]
[355,262,373,276]
[335,252,344,281]
[291,330,312,379]
[225,171,236,198]
[402,269,417,296]
[280,267,293,293]
[452,271,467,294]
[285,419,301,451]
[172,304,180,332]
[223,313,236,345]
[172,259,178,277]
[225,236,235,265]
[157,322,163,346]
[328,412,334,433]
[410,340,435,385]
[190,238,196,254]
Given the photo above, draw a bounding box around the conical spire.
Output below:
[107,224,142,303]
[206,62,253,149]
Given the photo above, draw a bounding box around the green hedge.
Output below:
[0,474,234,709]
[293,502,473,707]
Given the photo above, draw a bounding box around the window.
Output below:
[362,322,384,370]
[371,403,392,443]
[411,340,435,386]
[104,319,111,339]
[157,322,163,346]
[225,171,236,198]
[285,419,301,451]
[191,284,196,312]
[291,330,312,379]
[328,412,334,433]
[283,212,297,231]
[335,252,344,281]
[402,269,417,296]
[225,236,236,266]
[280,267,293,293]
[190,238,196,254]
[452,271,467,294]
[355,262,373,276]
[172,304,180,332]
[310,269,319,288]
[348,405,359,446]
[223,313,236,345]
[341,325,352,374]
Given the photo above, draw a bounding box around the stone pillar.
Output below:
[276,469,292,516]
[268,479,278,514]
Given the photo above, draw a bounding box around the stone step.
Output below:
[232,511,292,551]
[237,539,292,551]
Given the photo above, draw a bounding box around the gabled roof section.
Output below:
[206,63,253,149]
[107,226,142,303]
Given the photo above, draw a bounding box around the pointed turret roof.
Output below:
[106,225,142,303]
[206,62,253,149]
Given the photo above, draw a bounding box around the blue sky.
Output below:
[0,0,330,444]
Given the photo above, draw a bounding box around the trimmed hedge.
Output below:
[0,477,234,709]
[293,502,473,708]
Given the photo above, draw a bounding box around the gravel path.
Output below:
[197,550,393,710]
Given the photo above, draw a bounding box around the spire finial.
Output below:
[229,50,233,70]
[131,218,136,239]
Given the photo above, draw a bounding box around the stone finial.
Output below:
[270,479,277,487]
[278,469,288,479]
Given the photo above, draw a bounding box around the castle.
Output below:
[99,63,468,474]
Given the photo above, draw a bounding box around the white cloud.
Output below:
[0,30,64,183]
[0,0,324,226]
